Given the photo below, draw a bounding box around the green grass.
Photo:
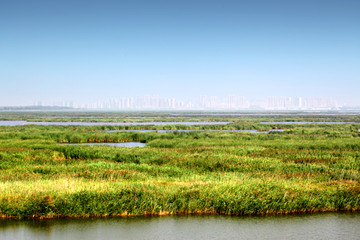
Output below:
[0,112,359,218]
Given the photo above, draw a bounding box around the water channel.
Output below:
[67,142,146,147]
[1,213,359,240]
[0,121,231,126]
[104,129,285,133]
[261,121,358,124]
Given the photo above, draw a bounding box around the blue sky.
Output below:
[1,0,359,106]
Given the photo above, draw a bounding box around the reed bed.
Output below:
[0,113,359,218]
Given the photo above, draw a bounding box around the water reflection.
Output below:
[0,121,231,126]
[1,213,360,240]
[105,129,285,133]
[261,121,358,124]
[66,142,146,147]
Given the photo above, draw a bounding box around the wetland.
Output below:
[0,111,359,220]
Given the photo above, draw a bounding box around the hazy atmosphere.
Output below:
[1,1,360,236]
[1,0,359,107]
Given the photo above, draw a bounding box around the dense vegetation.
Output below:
[0,111,359,218]
[1,110,360,123]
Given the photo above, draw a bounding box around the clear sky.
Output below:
[1,0,359,106]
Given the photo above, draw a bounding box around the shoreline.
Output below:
[1,209,360,220]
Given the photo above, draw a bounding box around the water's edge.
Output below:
[1,212,360,240]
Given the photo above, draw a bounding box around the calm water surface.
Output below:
[67,142,146,147]
[1,213,359,240]
[105,129,285,133]
[261,121,358,124]
[0,121,231,126]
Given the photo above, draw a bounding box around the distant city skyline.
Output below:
[1,1,359,107]
[27,94,349,111]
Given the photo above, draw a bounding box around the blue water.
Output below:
[261,121,358,124]
[66,142,146,147]
[1,213,359,240]
[105,129,285,133]
[0,121,231,126]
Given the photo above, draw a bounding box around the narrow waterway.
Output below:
[1,213,359,240]
[68,142,146,147]
[261,121,358,124]
[104,129,285,133]
[0,121,231,126]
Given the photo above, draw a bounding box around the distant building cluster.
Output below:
[197,95,338,110]
[47,96,193,110]
[36,95,339,110]
[200,95,250,109]
[266,97,337,110]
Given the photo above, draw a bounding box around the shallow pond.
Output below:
[67,142,146,147]
[1,213,359,240]
[0,121,231,126]
[261,121,358,124]
[105,129,285,133]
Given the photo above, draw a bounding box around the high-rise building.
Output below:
[200,95,208,108]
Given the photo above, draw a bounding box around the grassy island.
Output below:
[0,112,359,219]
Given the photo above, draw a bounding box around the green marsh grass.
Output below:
[0,113,359,218]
